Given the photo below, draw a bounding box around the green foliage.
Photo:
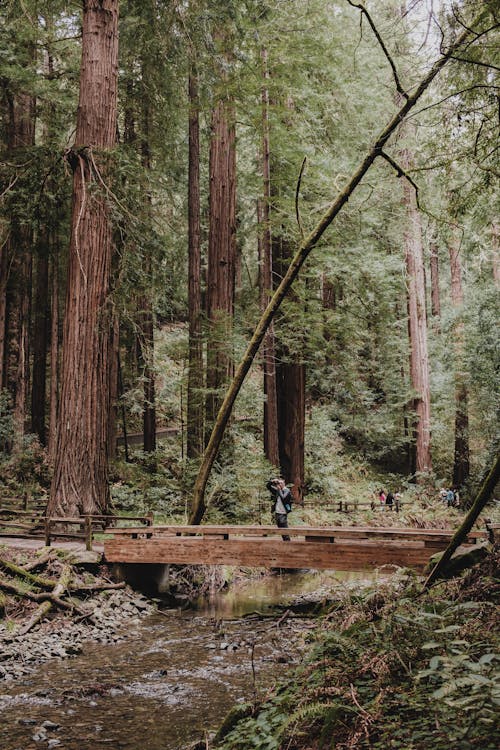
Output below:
[214,553,500,750]
[0,390,13,454]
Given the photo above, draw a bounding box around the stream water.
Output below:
[0,570,373,750]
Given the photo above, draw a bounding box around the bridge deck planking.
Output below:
[104,537,440,571]
[104,525,483,571]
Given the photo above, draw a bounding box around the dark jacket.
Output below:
[267,481,292,513]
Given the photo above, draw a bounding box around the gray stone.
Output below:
[41,720,60,730]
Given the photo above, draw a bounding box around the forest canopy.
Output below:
[0,0,498,518]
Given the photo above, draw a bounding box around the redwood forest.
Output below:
[0,1,499,749]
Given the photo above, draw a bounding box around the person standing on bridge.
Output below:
[267,477,292,541]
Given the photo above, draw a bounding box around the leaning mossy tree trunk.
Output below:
[423,452,500,588]
[188,13,486,525]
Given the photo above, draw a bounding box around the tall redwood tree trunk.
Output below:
[2,88,35,442]
[49,0,119,516]
[48,247,59,461]
[259,47,279,469]
[186,67,204,459]
[429,239,441,329]
[401,148,432,478]
[449,229,469,487]
[31,239,50,444]
[205,95,236,431]
[273,234,305,504]
[137,95,156,455]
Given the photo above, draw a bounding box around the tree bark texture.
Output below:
[138,89,156,454]
[276,360,305,503]
[2,89,35,441]
[429,240,441,327]
[401,147,432,477]
[49,0,119,516]
[31,238,50,444]
[108,313,119,461]
[205,95,236,430]
[186,69,204,459]
[188,16,481,523]
[48,249,60,461]
[259,48,279,469]
[448,229,469,487]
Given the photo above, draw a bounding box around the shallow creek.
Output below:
[0,570,372,750]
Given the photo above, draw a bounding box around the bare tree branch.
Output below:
[408,84,500,119]
[379,150,421,207]
[347,0,408,99]
[295,156,307,239]
[449,55,500,72]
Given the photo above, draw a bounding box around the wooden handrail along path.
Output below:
[0,510,153,551]
[103,524,487,572]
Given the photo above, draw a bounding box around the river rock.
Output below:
[41,720,60,730]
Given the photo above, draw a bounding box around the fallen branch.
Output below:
[0,574,90,618]
[23,549,55,572]
[423,453,500,588]
[18,564,72,635]
[68,580,126,593]
[0,557,56,589]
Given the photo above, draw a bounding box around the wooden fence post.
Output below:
[84,515,93,551]
[44,517,51,547]
[146,511,154,527]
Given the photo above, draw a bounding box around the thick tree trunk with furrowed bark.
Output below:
[49,0,119,516]
[205,94,236,432]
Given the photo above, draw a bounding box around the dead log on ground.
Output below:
[18,564,72,635]
[0,557,56,589]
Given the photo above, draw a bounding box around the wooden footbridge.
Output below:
[103,524,487,573]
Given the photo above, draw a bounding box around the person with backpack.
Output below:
[385,491,394,510]
[446,488,455,508]
[267,477,292,541]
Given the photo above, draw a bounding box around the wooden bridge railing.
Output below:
[103,524,488,572]
[104,523,486,546]
[0,510,154,551]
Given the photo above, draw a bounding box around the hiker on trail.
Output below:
[439,488,448,504]
[267,477,292,541]
[446,488,455,507]
[385,491,394,510]
[378,489,386,506]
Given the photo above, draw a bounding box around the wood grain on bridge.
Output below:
[104,525,486,572]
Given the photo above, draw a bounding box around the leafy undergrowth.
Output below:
[214,552,499,750]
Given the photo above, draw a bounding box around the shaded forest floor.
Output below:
[212,550,500,750]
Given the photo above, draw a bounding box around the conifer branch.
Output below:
[346,1,408,100]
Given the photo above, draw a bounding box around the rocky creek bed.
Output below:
[0,545,156,681]
[0,552,341,750]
